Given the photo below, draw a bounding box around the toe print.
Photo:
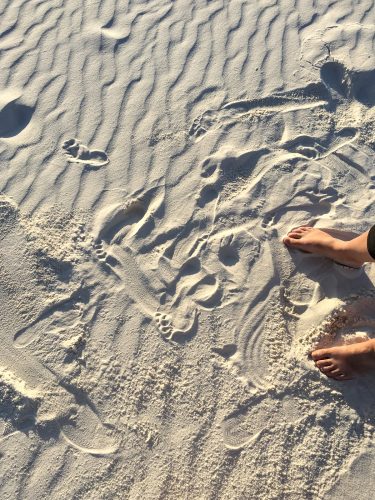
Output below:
[154,309,199,341]
[154,312,174,339]
[93,241,107,261]
[62,139,109,168]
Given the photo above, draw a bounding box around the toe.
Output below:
[328,368,343,376]
[290,225,312,232]
[283,236,293,245]
[324,369,344,378]
[334,373,353,381]
[311,348,331,361]
[320,365,337,374]
[283,227,304,243]
[315,359,333,369]
[283,234,303,246]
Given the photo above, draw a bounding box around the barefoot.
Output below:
[283,226,364,268]
[311,339,375,380]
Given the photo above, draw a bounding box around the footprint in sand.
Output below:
[92,186,164,247]
[90,195,149,273]
[218,233,241,267]
[189,109,220,139]
[189,80,330,141]
[189,61,375,159]
[221,392,305,450]
[0,95,34,138]
[93,240,107,262]
[62,138,109,168]
[93,197,147,244]
[90,188,221,342]
[0,364,117,457]
[0,194,117,456]
[196,147,270,210]
[210,229,261,277]
[154,311,174,338]
[98,243,201,342]
[282,127,359,160]
[159,247,224,309]
[61,404,118,456]
[154,309,199,341]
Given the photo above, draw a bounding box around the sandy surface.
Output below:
[1,0,375,498]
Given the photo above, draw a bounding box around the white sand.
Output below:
[1,0,375,498]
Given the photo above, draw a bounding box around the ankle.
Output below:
[337,240,365,265]
[332,239,347,252]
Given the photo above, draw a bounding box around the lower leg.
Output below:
[344,231,375,264]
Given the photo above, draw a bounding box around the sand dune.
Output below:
[1,0,375,498]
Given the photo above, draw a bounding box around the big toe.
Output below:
[311,348,331,361]
[283,234,302,246]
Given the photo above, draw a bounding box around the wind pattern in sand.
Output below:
[1,0,375,498]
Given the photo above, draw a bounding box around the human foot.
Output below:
[311,339,375,380]
[283,226,364,268]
